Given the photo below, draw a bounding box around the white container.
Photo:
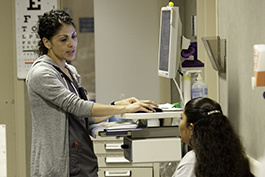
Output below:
[192,73,208,98]
[183,74,191,105]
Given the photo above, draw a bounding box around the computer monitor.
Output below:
[158,6,182,79]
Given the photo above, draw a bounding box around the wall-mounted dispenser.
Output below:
[201,36,226,73]
[252,44,265,88]
[251,44,265,99]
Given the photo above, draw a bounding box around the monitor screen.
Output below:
[159,10,170,72]
[158,6,182,79]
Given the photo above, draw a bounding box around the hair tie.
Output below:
[207,110,221,115]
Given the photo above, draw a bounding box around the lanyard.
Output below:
[53,66,79,95]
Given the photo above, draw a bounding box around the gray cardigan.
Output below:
[26,55,94,177]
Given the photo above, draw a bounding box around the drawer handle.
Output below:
[121,144,129,149]
[105,157,130,163]
[105,144,122,150]
[105,171,131,177]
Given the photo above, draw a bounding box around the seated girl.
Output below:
[173,97,253,177]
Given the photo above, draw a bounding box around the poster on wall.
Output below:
[0,125,6,177]
[16,0,57,79]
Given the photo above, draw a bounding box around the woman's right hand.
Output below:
[90,100,159,118]
[124,100,159,113]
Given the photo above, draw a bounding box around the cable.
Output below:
[178,69,183,76]
[173,78,184,107]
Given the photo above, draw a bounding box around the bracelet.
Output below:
[111,101,115,105]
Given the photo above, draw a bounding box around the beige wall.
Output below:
[219,0,265,160]
[1,0,28,176]
[198,0,265,172]
[197,0,219,102]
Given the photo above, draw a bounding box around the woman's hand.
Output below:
[90,98,159,117]
[124,100,159,113]
[114,97,139,105]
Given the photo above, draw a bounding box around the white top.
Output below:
[172,150,196,177]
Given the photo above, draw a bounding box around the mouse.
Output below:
[136,106,163,113]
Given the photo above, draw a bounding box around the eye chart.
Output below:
[16,0,57,79]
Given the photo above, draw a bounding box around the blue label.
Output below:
[192,88,203,98]
[204,88,208,97]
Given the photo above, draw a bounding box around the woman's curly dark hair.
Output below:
[36,9,75,56]
[184,97,252,177]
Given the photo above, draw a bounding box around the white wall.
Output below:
[94,0,170,104]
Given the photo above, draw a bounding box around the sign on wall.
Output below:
[0,125,6,177]
[16,0,57,79]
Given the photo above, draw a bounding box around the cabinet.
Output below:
[92,136,160,177]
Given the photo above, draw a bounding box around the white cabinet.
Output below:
[92,136,160,177]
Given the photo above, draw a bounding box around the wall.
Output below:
[0,0,18,176]
[196,0,219,102]
[94,0,171,104]
[196,0,265,174]
[219,0,265,161]
[63,0,96,100]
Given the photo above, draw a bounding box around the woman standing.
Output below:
[26,9,157,177]
[173,97,253,177]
